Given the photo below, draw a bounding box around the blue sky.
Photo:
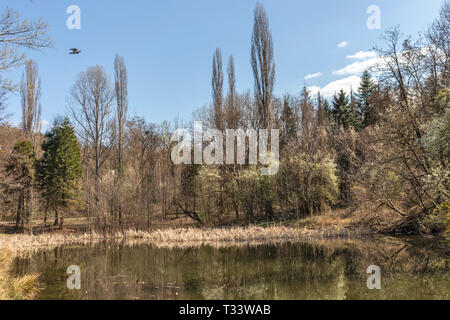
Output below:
[1,0,445,129]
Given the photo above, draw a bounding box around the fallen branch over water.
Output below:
[0,225,371,257]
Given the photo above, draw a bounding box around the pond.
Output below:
[9,236,450,300]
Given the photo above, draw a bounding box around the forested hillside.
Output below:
[0,3,448,238]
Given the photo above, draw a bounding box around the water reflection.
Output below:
[10,237,450,300]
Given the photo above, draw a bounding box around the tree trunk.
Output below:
[15,193,24,232]
[43,205,48,226]
[54,207,59,227]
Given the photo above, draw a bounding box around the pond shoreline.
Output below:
[0,225,373,257]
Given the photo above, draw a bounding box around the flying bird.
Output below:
[69,48,81,55]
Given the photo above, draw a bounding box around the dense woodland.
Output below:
[0,3,448,236]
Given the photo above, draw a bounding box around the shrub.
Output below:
[277,154,339,216]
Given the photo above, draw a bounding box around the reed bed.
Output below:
[0,250,40,299]
[0,225,369,257]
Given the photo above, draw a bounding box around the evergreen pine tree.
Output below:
[316,92,328,126]
[38,118,82,228]
[323,99,332,120]
[332,90,356,129]
[356,70,375,127]
[350,88,362,129]
[280,96,297,151]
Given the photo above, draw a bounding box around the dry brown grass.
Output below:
[292,209,359,229]
[0,224,371,258]
[0,250,40,300]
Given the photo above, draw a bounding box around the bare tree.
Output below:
[114,55,128,168]
[251,3,275,130]
[0,76,12,125]
[114,54,128,223]
[300,87,314,151]
[127,117,161,227]
[17,59,42,234]
[426,1,450,92]
[20,60,41,144]
[223,55,244,220]
[0,8,51,112]
[0,8,52,72]
[0,79,9,124]
[225,55,241,129]
[212,48,224,131]
[69,65,114,212]
[250,3,276,218]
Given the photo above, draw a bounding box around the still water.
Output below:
[10,237,450,300]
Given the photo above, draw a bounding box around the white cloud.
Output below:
[307,86,321,95]
[304,72,322,80]
[332,57,381,76]
[337,41,349,48]
[307,75,361,98]
[347,51,377,60]
[39,120,50,132]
